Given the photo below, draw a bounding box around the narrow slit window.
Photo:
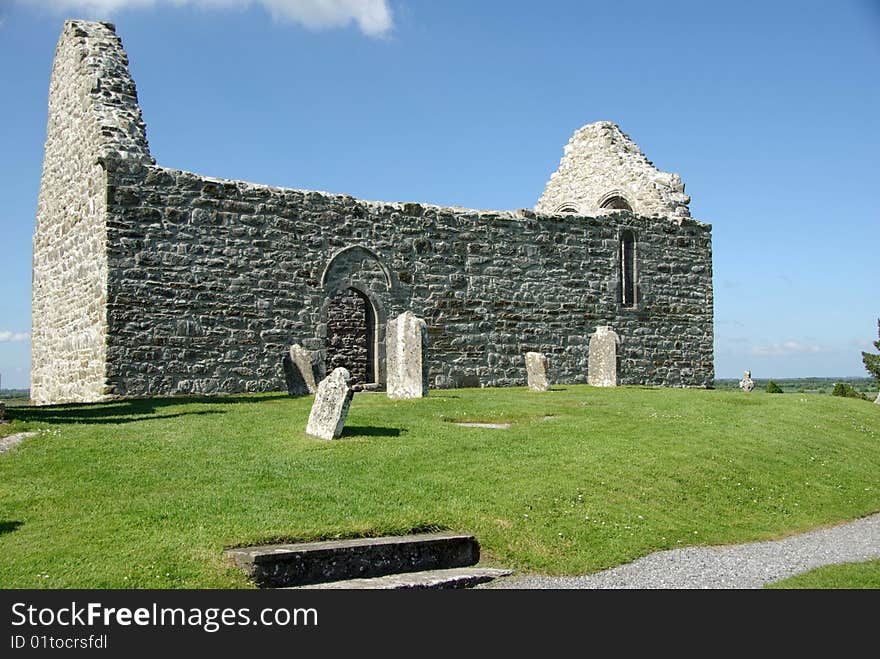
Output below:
[620,230,636,307]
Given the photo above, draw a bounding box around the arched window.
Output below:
[620,230,636,307]
[555,203,578,214]
[600,194,633,212]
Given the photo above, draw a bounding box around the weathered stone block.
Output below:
[588,326,620,387]
[225,532,481,588]
[305,367,354,440]
[283,343,319,397]
[386,311,428,399]
[525,352,550,391]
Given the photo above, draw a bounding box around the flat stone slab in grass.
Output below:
[454,422,512,429]
[0,431,40,455]
[292,567,512,590]
[305,367,354,440]
[226,532,481,588]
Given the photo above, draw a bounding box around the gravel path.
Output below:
[483,513,880,589]
[0,431,39,455]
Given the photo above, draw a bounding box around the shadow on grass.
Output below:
[0,521,23,536]
[11,410,226,426]
[340,426,404,438]
[7,394,290,427]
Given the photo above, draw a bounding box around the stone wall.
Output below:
[100,158,714,396]
[31,20,153,405]
[536,121,691,219]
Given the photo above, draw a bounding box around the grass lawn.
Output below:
[767,560,880,589]
[1,386,878,588]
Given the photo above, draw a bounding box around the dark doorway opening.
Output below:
[326,287,376,385]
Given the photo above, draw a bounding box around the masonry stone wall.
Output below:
[32,20,715,404]
[31,20,153,405]
[99,158,714,396]
[536,121,691,219]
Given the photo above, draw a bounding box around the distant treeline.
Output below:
[714,377,877,394]
[0,389,30,400]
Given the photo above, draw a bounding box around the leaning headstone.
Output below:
[386,311,428,400]
[305,368,354,440]
[525,352,550,391]
[874,391,880,405]
[739,370,755,393]
[588,326,620,387]
[283,344,319,397]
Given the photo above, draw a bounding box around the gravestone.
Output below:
[386,311,428,400]
[739,370,755,393]
[588,326,620,387]
[283,344,320,397]
[0,401,5,423]
[525,352,550,391]
[875,391,880,405]
[305,368,354,440]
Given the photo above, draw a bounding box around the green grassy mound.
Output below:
[767,560,880,589]
[1,386,878,588]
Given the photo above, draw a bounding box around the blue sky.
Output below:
[1,0,878,389]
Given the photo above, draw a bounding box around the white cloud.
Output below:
[747,341,827,358]
[18,0,393,36]
[0,331,30,343]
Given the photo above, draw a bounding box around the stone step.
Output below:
[290,567,513,590]
[226,532,481,588]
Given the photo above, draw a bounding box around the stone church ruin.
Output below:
[31,20,714,405]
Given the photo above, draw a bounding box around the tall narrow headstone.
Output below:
[386,311,428,399]
[283,344,319,397]
[525,352,550,392]
[588,326,620,387]
[874,391,879,405]
[305,368,354,440]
